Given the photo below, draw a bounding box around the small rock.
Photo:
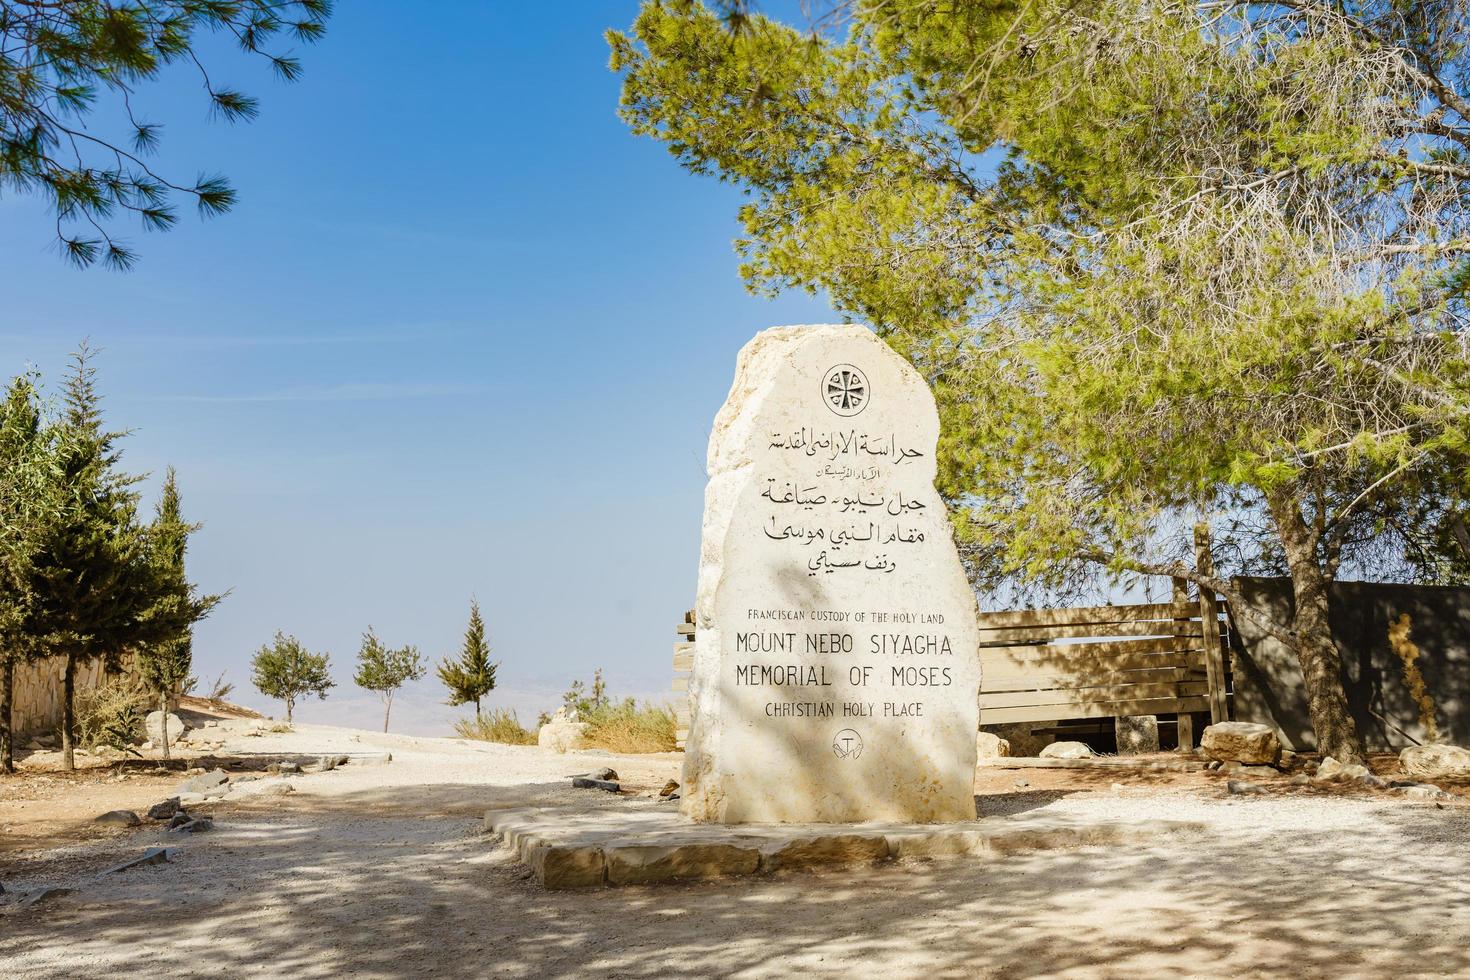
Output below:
[177,769,229,794]
[147,798,182,821]
[1201,722,1282,765]
[140,740,154,751]
[169,817,213,834]
[94,810,142,827]
[302,754,349,774]
[1401,784,1452,801]
[99,848,171,876]
[1288,773,1311,786]
[976,731,1011,759]
[570,777,620,793]
[587,767,619,781]
[1314,757,1372,783]
[267,761,301,775]
[1219,761,1245,774]
[167,812,193,829]
[659,780,680,798]
[144,710,187,747]
[1039,741,1093,760]
[1227,779,1266,795]
[25,740,42,750]
[1206,760,1222,771]
[1110,782,1127,794]
[1013,779,1029,788]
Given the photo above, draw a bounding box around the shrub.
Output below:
[581,699,678,754]
[454,708,537,745]
[74,677,151,750]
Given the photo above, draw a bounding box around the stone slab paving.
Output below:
[484,804,1206,889]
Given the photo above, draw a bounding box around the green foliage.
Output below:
[353,627,426,732]
[453,708,537,745]
[74,675,150,751]
[561,668,608,718]
[0,0,332,268]
[251,631,333,724]
[134,467,222,757]
[437,600,498,717]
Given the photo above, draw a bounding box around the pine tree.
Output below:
[437,600,498,720]
[251,632,334,725]
[135,469,223,759]
[354,628,426,733]
[25,347,155,770]
[0,375,54,774]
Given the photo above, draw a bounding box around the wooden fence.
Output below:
[977,597,1229,747]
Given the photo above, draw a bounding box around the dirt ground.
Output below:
[3,716,1469,979]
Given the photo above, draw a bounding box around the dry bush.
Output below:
[581,700,678,754]
[75,677,151,750]
[454,708,537,745]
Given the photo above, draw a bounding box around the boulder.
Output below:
[976,731,1011,760]
[537,708,588,754]
[1314,756,1372,783]
[1039,741,1094,760]
[1200,722,1281,765]
[1400,744,1470,781]
[147,798,182,821]
[1400,784,1452,801]
[176,769,229,795]
[985,723,1054,758]
[144,710,186,747]
[659,780,680,798]
[94,809,142,827]
[1226,779,1266,795]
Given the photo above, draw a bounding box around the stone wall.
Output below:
[9,656,116,738]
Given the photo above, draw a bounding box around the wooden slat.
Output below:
[980,636,1201,662]
[672,642,694,671]
[976,620,1200,643]
[983,650,1204,681]
[980,695,1210,725]
[672,676,688,693]
[674,703,690,722]
[675,623,695,638]
[978,679,1208,710]
[975,601,1197,630]
[981,666,1201,693]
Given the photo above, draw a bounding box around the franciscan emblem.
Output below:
[822,364,869,417]
[832,728,864,760]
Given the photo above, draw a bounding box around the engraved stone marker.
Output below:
[682,324,982,824]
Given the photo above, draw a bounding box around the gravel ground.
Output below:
[3,721,1469,979]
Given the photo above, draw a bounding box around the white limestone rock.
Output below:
[1401,744,1470,781]
[144,710,186,747]
[976,731,1011,760]
[681,325,983,824]
[1040,741,1094,760]
[537,708,587,754]
[1200,722,1282,766]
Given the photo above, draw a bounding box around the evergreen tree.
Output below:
[0,0,331,268]
[24,347,155,770]
[609,0,1470,763]
[250,632,333,725]
[0,374,55,773]
[437,600,498,720]
[135,468,223,759]
[354,628,426,733]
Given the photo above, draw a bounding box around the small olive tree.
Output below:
[251,632,333,725]
[354,628,426,733]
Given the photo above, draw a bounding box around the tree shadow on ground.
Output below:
[3,777,1469,978]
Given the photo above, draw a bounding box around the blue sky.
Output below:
[0,2,838,734]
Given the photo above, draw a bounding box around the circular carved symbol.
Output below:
[822,364,869,417]
[832,728,864,760]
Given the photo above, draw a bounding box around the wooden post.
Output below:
[1194,523,1229,725]
[1171,576,1197,750]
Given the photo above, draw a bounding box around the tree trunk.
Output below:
[1267,491,1365,764]
[2,657,13,775]
[61,651,76,771]
[159,690,171,761]
[285,697,294,726]
[475,698,481,721]
[383,692,392,733]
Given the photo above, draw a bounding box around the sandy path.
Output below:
[3,722,1470,979]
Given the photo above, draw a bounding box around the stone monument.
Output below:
[682,324,982,824]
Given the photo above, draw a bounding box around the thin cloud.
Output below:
[142,381,484,404]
